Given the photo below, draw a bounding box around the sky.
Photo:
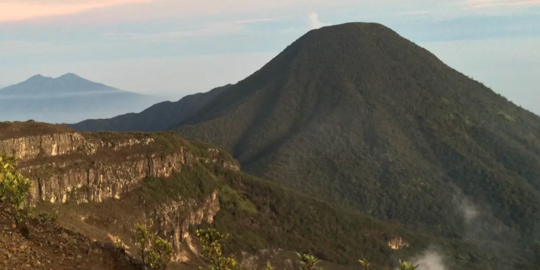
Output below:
[0,0,539,114]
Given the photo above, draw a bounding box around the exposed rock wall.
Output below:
[0,131,239,204]
[150,191,220,262]
[0,126,240,263]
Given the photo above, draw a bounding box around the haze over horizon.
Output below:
[1,0,539,114]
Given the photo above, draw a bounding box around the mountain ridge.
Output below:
[69,84,232,132]
[0,73,164,124]
[171,21,540,256]
[1,120,533,270]
[66,22,540,269]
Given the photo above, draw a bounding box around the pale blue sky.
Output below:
[0,0,539,114]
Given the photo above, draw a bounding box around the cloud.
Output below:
[465,0,540,9]
[0,0,156,21]
[100,21,250,43]
[235,17,279,24]
[308,12,326,29]
[400,10,430,16]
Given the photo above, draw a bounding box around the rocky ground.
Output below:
[0,210,141,270]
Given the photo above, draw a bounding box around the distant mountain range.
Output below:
[0,73,164,124]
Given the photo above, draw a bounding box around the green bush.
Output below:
[196,228,245,270]
[148,236,174,270]
[134,222,173,269]
[0,155,33,227]
[195,228,421,270]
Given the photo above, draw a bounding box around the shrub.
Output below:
[195,228,423,270]
[134,223,173,269]
[196,228,245,270]
[135,223,152,264]
[297,253,323,270]
[148,236,174,270]
[0,155,33,227]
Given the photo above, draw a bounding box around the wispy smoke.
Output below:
[404,189,480,270]
[307,12,326,30]
[410,247,447,270]
[457,196,479,225]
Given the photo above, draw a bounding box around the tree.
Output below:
[196,228,245,270]
[0,155,33,228]
[135,223,151,264]
[134,223,173,269]
[148,236,174,270]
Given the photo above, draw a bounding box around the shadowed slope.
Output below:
[171,22,540,252]
[69,85,231,132]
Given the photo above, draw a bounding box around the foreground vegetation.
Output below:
[195,228,419,270]
[136,162,534,269]
[0,155,33,228]
[3,150,538,269]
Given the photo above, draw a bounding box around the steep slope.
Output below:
[2,121,530,270]
[0,73,163,124]
[170,22,540,254]
[69,84,231,132]
[0,209,140,270]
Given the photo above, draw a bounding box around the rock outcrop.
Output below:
[0,123,238,205]
[0,122,239,263]
[151,191,220,261]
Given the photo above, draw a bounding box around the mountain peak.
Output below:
[26,74,48,82]
[0,73,121,98]
[56,73,83,80]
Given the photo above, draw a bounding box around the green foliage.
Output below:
[0,155,33,227]
[165,22,540,270]
[358,259,371,270]
[28,207,58,224]
[114,237,124,249]
[69,84,231,133]
[195,228,422,270]
[141,164,220,204]
[135,223,151,264]
[134,223,173,269]
[196,229,245,270]
[397,260,418,270]
[297,253,323,270]
[148,236,174,270]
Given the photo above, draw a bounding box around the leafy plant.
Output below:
[135,223,152,264]
[397,260,419,270]
[148,236,174,270]
[297,253,323,270]
[134,223,173,269]
[28,207,58,223]
[358,258,371,270]
[196,228,245,270]
[0,155,33,227]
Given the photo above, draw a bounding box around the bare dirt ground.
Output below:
[0,210,141,270]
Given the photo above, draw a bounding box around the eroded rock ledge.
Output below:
[0,123,239,205]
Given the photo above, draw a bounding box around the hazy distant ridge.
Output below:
[0,73,164,124]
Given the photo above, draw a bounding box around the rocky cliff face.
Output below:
[151,191,220,262]
[0,122,239,263]
[0,127,238,205]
